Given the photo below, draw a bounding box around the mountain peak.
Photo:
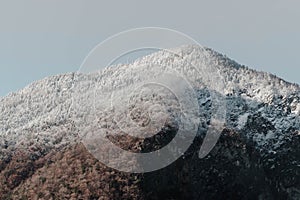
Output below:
[0,45,299,198]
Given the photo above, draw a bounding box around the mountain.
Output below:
[0,45,299,199]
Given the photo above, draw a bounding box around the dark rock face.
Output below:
[144,130,300,200]
[142,129,269,200]
[261,131,300,200]
[143,130,300,200]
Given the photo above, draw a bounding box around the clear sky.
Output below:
[0,0,299,96]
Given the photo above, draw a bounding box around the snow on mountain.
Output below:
[0,45,299,159]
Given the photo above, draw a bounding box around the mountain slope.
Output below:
[0,45,299,199]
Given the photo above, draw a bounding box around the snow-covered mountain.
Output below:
[0,45,299,199]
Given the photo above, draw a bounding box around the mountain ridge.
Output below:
[0,45,299,199]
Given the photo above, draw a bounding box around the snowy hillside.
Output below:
[1,45,300,199]
[0,45,299,155]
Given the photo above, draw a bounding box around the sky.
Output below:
[0,0,299,96]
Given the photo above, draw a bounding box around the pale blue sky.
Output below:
[0,0,299,96]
